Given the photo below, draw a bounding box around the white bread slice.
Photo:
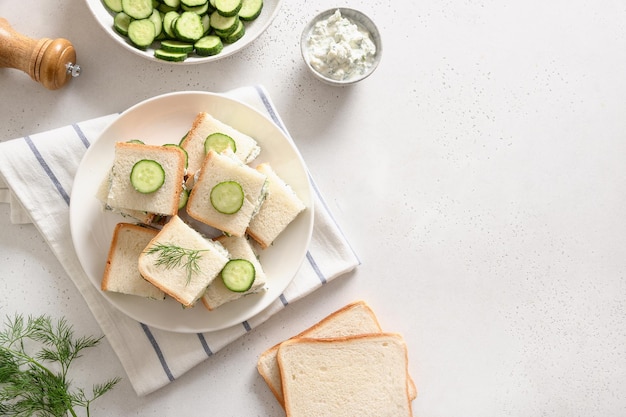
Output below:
[96,167,155,224]
[101,223,165,300]
[106,142,186,216]
[201,235,267,311]
[247,163,306,249]
[257,301,383,406]
[277,333,413,417]
[186,150,268,237]
[138,215,229,307]
[181,112,261,175]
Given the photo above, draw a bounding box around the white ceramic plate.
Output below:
[70,91,313,332]
[84,0,282,64]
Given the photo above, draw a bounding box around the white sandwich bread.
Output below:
[256,300,417,407]
[104,141,186,217]
[201,235,267,311]
[101,222,165,300]
[186,150,268,237]
[138,215,230,307]
[247,163,306,249]
[181,111,261,175]
[257,301,382,405]
[277,333,413,417]
[96,165,156,224]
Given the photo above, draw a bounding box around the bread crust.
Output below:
[257,300,418,406]
[276,332,413,417]
[108,142,186,216]
[101,222,163,299]
[246,163,306,249]
[180,112,208,176]
[138,215,229,307]
[180,112,260,176]
[201,235,267,311]
[256,301,383,405]
[186,150,267,237]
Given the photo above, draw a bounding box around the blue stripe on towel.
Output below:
[279,294,288,306]
[306,251,326,284]
[25,136,71,205]
[141,323,175,381]
[197,333,213,357]
[72,123,91,148]
[255,85,282,130]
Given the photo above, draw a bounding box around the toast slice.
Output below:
[186,150,268,237]
[277,333,413,417]
[138,215,229,307]
[257,301,417,406]
[101,222,165,300]
[246,163,306,249]
[257,301,383,405]
[180,111,261,176]
[201,235,267,311]
[105,142,186,216]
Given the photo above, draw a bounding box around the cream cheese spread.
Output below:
[306,10,377,81]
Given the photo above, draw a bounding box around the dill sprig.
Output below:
[146,242,209,284]
[0,314,120,417]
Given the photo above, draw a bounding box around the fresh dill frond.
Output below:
[0,314,120,417]
[145,242,210,284]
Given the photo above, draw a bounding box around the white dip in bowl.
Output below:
[301,9,382,86]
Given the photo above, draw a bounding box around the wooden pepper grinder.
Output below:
[0,17,80,90]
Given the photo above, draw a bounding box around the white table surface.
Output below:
[2,1,626,416]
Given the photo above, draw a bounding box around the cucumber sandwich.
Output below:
[101,222,166,300]
[186,150,268,237]
[180,111,261,176]
[202,235,267,311]
[246,163,306,249]
[138,215,230,307]
[99,141,187,218]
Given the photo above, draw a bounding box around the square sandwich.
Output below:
[138,215,230,307]
[186,150,268,237]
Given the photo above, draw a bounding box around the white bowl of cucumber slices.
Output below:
[85,0,281,63]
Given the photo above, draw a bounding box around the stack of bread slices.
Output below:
[98,111,306,311]
[257,301,417,416]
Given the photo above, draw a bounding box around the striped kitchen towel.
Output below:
[0,85,360,396]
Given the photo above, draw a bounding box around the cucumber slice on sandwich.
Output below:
[163,143,189,168]
[130,159,165,193]
[178,187,189,209]
[210,180,243,214]
[221,259,255,292]
[204,132,237,154]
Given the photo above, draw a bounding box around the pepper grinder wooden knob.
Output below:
[0,17,80,90]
